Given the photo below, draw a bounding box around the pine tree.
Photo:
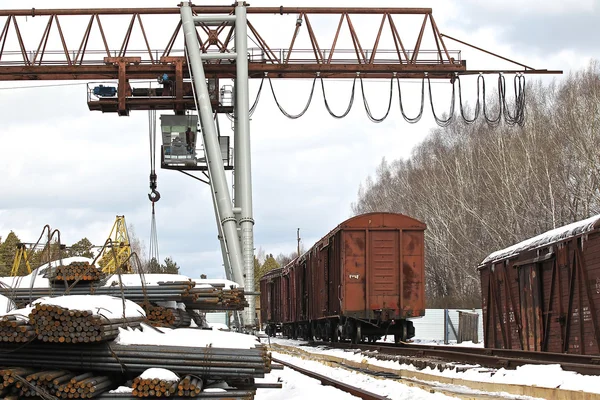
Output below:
[0,231,20,276]
[68,238,95,258]
[146,257,161,273]
[161,257,179,274]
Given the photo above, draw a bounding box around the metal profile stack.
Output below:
[55,373,113,398]
[0,342,272,379]
[30,304,144,343]
[2,281,249,312]
[131,373,178,397]
[47,261,105,282]
[177,375,203,397]
[0,315,35,342]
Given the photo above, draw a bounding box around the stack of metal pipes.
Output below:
[141,303,176,326]
[47,262,105,282]
[0,315,35,342]
[177,375,203,397]
[54,372,113,398]
[132,376,178,397]
[30,304,144,343]
[0,342,272,380]
[184,286,248,311]
[2,281,196,305]
[3,284,250,312]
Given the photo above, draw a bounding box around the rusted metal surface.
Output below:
[260,212,426,342]
[272,357,389,400]
[479,219,600,355]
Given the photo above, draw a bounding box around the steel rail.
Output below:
[272,356,388,400]
[312,341,600,376]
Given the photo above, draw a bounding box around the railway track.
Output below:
[312,341,600,376]
[272,357,389,400]
[269,341,600,400]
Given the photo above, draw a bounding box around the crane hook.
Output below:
[148,189,161,202]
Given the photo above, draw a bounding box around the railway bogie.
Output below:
[260,212,426,342]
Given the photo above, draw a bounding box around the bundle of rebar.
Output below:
[30,304,144,343]
[1,279,251,312]
[0,315,35,342]
[55,372,113,398]
[0,367,36,396]
[47,261,105,282]
[142,303,176,327]
[173,309,192,328]
[0,342,272,380]
[15,370,72,397]
[132,376,178,397]
[177,375,203,397]
[184,287,248,311]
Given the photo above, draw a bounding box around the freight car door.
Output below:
[343,231,367,312]
[369,230,399,311]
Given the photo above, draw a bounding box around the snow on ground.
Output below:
[139,368,179,382]
[259,353,455,400]
[405,338,484,348]
[255,365,359,400]
[109,386,134,394]
[33,295,145,319]
[117,324,262,349]
[266,337,600,394]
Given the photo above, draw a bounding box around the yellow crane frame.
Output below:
[98,216,132,274]
[10,243,33,276]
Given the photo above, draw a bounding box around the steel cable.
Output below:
[456,75,480,124]
[427,76,456,127]
[268,76,317,119]
[396,77,425,124]
[320,76,356,119]
[359,76,394,123]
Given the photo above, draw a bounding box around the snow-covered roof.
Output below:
[481,214,600,265]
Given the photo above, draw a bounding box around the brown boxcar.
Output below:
[261,212,426,343]
[479,215,600,355]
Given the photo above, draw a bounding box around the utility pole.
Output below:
[297,228,301,258]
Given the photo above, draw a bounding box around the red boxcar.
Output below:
[479,215,600,355]
[260,212,426,343]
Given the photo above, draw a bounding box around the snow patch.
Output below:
[33,295,145,319]
[117,324,261,349]
[109,386,134,394]
[193,278,239,289]
[139,368,179,382]
[0,294,15,314]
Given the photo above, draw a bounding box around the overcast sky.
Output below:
[0,0,598,280]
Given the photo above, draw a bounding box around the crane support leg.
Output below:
[234,1,256,329]
[181,4,246,289]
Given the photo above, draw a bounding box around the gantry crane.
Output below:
[0,3,561,327]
